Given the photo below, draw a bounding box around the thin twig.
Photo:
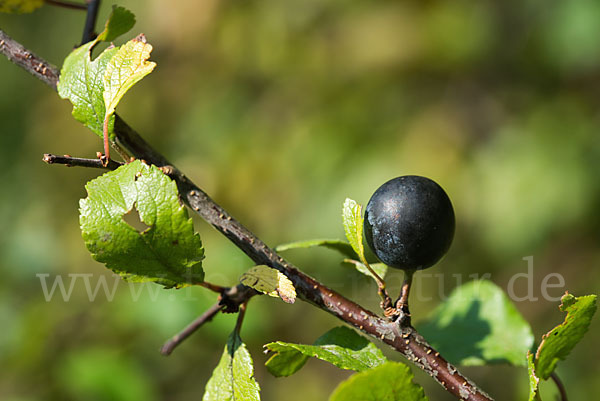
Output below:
[43,153,123,170]
[2,30,494,401]
[81,0,101,45]
[161,302,225,356]
[197,281,226,294]
[550,372,569,401]
[45,0,87,10]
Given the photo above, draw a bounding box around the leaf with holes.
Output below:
[418,280,534,366]
[264,326,386,377]
[203,331,260,401]
[240,265,296,304]
[0,0,43,13]
[329,361,428,401]
[534,293,597,379]
[79,160,204,288]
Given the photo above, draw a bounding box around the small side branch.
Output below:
[81,0,101,45]
[551,372,568,401]
[43,153,123,170]
[161,302,225,356]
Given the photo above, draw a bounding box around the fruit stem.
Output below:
[395,269,415,326]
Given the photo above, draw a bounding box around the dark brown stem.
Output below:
[43,153,123,170]
[395,269,415,325]
[81,0,101,45]
[161,302,225,356]
[2,30,494,401]
[44,0,87,10]
[550,372,568,401]
[234,302,247,335]
[197,281,226,294]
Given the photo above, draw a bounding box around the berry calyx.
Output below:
[363,175,455,270]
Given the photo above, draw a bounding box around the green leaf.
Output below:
[329,362,428,401]
[58,42,118,138]
[203,331,260,401]
[527,352,542,401]
[342,259,388,281]
[0,0,43,13]
[342,199,366,263]
[534,293,597,380]
[97,6,136,42]
[418,280,534,366]
[240,265,296,304]
[103,34,156,119]
[79,160,204,288]
[264,326,386,377]
[274,239,357,259]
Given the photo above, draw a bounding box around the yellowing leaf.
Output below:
[240,265,296,304]
[103,34,156,119]
[0,0,43,13]
[342,198,366,263]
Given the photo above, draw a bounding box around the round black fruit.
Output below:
[364,175,455,270]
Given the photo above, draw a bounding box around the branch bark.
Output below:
[0,28,493,401]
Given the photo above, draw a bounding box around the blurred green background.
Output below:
[1,1,599,400]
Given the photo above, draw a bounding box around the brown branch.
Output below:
[43,153,123,170]
[550,372,568,401]
[1,29,494,401]
[161,302,225,356]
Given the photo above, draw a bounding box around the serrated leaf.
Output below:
[534,293,597,379]
[418,280,534,366]
[103,34,156,119]
[203,331,260,401]
[342,199,366,263]
[97,6,136,42]
[240,265,296,304]
[275,239,357,259]
[58,42,118,138]
[79,160,204,288]
[0,0,43,13]
[329,361,428,401]
[264,326,386,377]
[342,259,388,281]
[527,352,542,401]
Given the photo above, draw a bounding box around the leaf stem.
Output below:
[550,372,568,401]
[234,302,247,335]
[103,116,111,161]
[358,256,394,313]
[161,302,225,356]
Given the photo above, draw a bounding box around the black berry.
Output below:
[364,175,455,270]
